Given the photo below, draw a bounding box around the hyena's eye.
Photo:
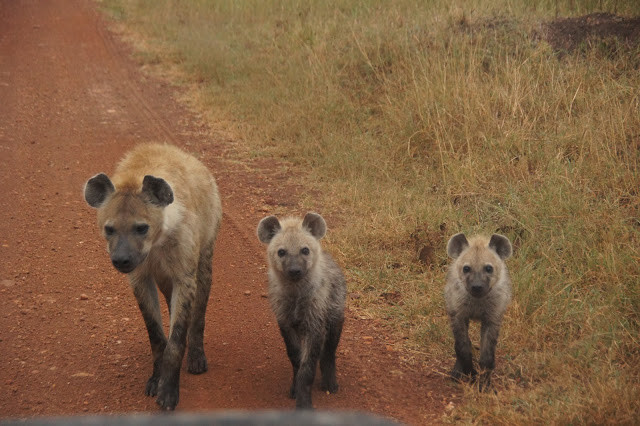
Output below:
[484,265,494,273]
[300,247,310,255]
[134,224,149,236]
[277,249,287,257]
[104,225,115,236]
[462,265,471,273]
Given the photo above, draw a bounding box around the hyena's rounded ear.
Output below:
[447,233,469,259]
[302,212,327,240]
[141,175,174,207]
[84,173,115,208]
[257,216,281,244]
[489,234,512,260]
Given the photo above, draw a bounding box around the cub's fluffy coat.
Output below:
[445,233,512,390]
[257,213,346,409]
[84,143,222,410]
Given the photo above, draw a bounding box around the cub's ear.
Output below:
[141,175,174,207]
[257,216,281,244]
[302,212,327,240]
[446,233,469,259]
[489,234,512,260]
[84,173,115,208]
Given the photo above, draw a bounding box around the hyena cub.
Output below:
[444,233,512,391]
[84,143,222,410]
[257,213,347,410]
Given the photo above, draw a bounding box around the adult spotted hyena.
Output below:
[444,233,512,391]
[84,143,222,410]
[257,213,347,409]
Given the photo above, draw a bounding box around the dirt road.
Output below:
[0,1,452,423]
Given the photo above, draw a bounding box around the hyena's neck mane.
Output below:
[161,199,184,236]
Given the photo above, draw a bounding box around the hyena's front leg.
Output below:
[156,276,196,411]
[187,243,214,374]
[320,316,343,394]
[478,320,500,391]
[295,333,324,409]
[279,324,301,399]
[450,315,476,380]
[130,276,167,397]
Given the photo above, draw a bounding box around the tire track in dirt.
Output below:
[0,1,454,424]
[92,11,178,145]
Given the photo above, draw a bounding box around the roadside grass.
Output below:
[98,0,640,423]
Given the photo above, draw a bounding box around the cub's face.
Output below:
[257,213,328,284]
[447,233,512,298]
[456,246,502,298]
[267,226,321,282]
[97,193,163,274]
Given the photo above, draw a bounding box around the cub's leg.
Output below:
[187,242,214,374]
[279,324,301,399]
[450,316,477,380]
[294,332,323,409]
[130,274,167,397]
[478,320,500,391]
[320,316,343,393]
[156,276,196,410]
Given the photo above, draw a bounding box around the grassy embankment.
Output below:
[100,0,639,423]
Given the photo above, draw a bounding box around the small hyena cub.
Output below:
[257,212,347,410]
[444,233,512,391]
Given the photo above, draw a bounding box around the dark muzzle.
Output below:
[110,237,138,274]
[287,268,303,281]
[470,282,486,298]
[111,255,136,274]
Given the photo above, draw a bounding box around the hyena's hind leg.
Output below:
[320,316,343,393]
[131,275,167,397]
[187,241,214,374]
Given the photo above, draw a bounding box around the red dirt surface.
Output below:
[0,1,455,424]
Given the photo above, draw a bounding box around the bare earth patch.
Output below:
[541,12,640,52]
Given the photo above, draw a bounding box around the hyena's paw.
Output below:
[295,397,314,410]
[156,380,179,411]
[450,367,464,381]
[145,375,160,397]
[478,371,494,393]
[450,364,477,382]
[320,378,339,394]
[187,350,208,375]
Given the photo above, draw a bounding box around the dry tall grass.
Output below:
[100,0,640,423]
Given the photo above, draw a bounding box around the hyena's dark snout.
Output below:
[111,255,136,273]
[110,238,142,274]
[469,280,487,298]
[285,258,306,281]
[287,267,303,281]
